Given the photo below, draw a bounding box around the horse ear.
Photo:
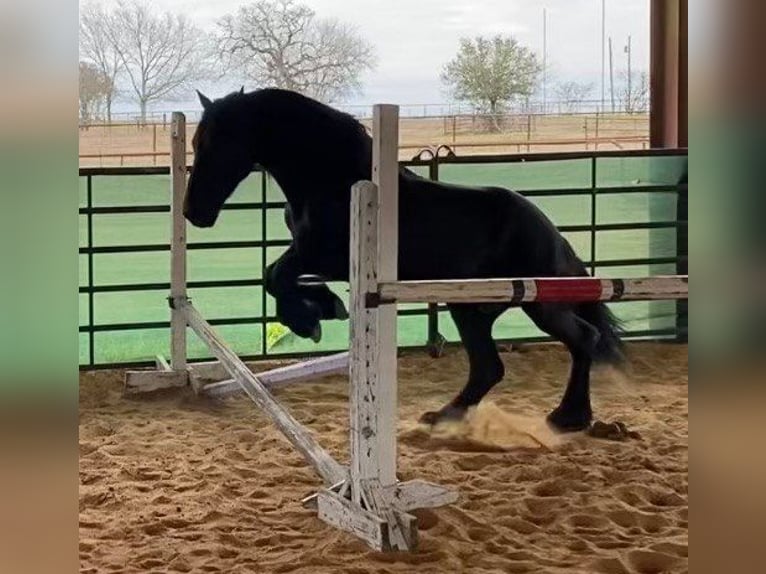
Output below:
[239,86,245,95]
[197,90,213,110]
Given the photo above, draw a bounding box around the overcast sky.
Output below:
[85,0,650,111]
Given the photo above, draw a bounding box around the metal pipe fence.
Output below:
[79,147,687,369]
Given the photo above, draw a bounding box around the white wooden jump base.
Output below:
[124,107,689,552]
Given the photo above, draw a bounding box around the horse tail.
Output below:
[575,301,626,367]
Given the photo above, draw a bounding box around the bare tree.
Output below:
[441,35,541,132]
[106,0,213,123]
[617,70,649,114]
[79,61,113,125]
[79,2,121,122]
[216,0,376,103]
[554,80,595,113]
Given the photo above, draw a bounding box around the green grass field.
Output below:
[79,155,685,366]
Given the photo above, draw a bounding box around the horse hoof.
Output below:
[419,405,467,426]
[586,420,641,441]
[310,324,322,343]
[546,407,592,433]
[333,299,349,320]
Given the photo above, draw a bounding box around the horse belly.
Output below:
[398,207,501,280]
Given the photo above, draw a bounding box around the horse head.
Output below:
[184,89,255,228]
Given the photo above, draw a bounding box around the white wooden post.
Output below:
[350,105,399,496]
[348,181,384,495]
[372,104,399,486]
[170,112,187,372]
[125,112,189,393]
[319,104,456,551]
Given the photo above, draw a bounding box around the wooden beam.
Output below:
[678,0,688,147]
[154,354,171,371]
[369,104,399,488]
[180,299,346,486]
[377,276,689,305]
[383,479,460,513]
[124,370,187,394]
[650,0,681,148]
[170,112,187,371]
[349,104,400,505]
[362,479,416,550]
[349,180,391,499]
[316,490,387,551]
[200,352,349,398]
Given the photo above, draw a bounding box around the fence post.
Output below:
[526,114,532,152]
[595,112,601,150]
[675,173,688,342]
[349,104,399,498]
[426,158,445,358]
[170,112,187,371]
[152,124,158,166]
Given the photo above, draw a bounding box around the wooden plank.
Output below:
[201,352,349,398]
[349,180,384,501]
[349,176,400,500]
[170,112,187,371]
[180,300,346,486]
[362,479,415,551]
[317,490,386,552]
[384,479,459,512]
[124,370,187,394]
[377,275,689,304]
[373,109,400,466]
[187,360,229,381]
[301,479,347,509]
[154,355,171,372]
[362,104,399,489]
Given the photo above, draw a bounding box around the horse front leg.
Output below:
[264,244,347,342]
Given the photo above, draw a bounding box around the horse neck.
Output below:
[266,165,309,208]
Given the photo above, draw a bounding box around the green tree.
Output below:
[441,35,541,131]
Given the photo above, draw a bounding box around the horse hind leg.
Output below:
[522,303,600,432]
[419,303,506,425]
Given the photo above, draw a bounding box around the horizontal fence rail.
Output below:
[79,147,688,369]
[376,276,689,305]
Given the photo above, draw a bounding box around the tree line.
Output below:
[80,0,648,128]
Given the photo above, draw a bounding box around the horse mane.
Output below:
[214,88,372,144]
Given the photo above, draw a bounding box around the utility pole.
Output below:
[601,0,606,112]
[625,34,633,112]
[543,7,547,114]
[608,37,615,112]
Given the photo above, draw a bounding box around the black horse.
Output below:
[184,88,624,432]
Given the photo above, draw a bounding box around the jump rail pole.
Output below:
[201,352,349,398]
[376,275,689,305]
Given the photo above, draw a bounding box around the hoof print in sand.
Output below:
[586,420,641,442]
